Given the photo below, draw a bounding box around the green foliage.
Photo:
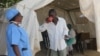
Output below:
[0,0,21,8]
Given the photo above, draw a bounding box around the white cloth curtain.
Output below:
[79,0,100,52]
[79,0,95,23]
[15,0,54,55]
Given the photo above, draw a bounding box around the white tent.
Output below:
[79,0,100,52]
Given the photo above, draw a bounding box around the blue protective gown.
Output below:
[6,23,32,56]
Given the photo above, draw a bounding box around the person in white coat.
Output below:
[39,9,69,56]
[66,24,76,56]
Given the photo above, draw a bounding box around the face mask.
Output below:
[11,21,21,26]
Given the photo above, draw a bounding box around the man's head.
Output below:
[48,9,57,18]
[67,24,72,30]
[5,8,23,23]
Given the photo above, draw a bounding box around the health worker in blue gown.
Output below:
[5,8,32,56]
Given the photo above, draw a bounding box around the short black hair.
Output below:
[10,13,20,21]
[67,24,72,28]
[48,9,56,16]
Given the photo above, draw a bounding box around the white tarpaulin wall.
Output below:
[79,0,100,52]
[15,0,54,55]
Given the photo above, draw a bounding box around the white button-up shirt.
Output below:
[39,17,69,51]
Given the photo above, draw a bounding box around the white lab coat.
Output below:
[68,29,76,44]
[39,17,69,51]
[69,29,76,38]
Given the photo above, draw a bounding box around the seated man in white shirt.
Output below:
[39,9,69,56]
